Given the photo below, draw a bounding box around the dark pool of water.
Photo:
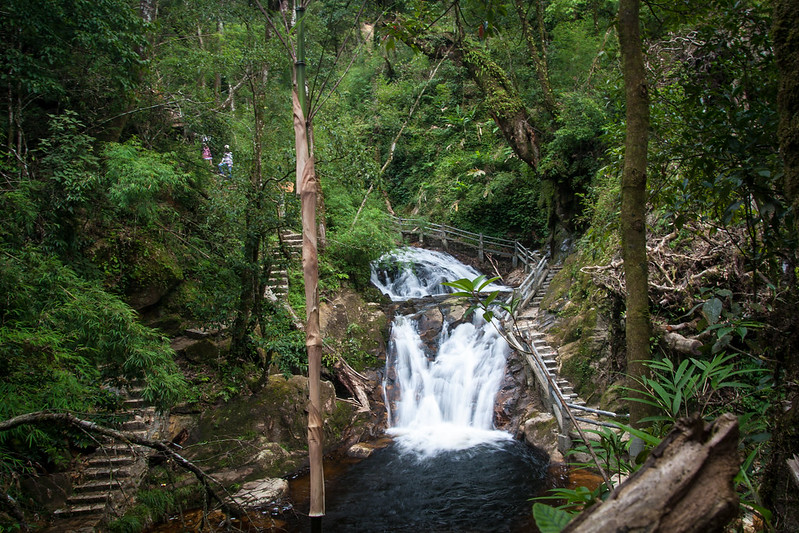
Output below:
[146,438,552,532]
[296,439,549,533]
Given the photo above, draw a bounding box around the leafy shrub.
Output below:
[0,248,187,471]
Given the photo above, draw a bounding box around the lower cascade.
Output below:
[324,248,548,532]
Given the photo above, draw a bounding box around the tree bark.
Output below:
[563,414,740,533]
[617,0,652,429]
[763,2,799,530]
[293,86,325,517]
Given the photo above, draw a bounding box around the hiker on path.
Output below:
[202,143,213,166]
[218,145,233,178]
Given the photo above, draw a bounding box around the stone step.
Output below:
[53,504,106,518]
[104,443,144,455]
[66,493,110,506]
[122,397,148,409]
[87,455,135,467]
[74,480,122,493]
[83,467,131,480]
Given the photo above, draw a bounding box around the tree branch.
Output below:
[0,412,247,518]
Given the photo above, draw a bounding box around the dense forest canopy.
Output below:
[2,0,798,530]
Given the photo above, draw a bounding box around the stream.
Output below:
[318,247,549,531]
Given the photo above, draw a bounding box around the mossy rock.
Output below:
[89,230,183,310]
[320,289,388,370]
[175,375,358,485]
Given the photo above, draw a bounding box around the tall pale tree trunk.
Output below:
[618,0,651,431]
[292,3,325,521]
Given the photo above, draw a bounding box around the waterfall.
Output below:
[320,247,549,532]
[373,247,513,456]
[371,246,506,301]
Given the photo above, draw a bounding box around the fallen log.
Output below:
[330,355,373,412]
[564,413,740,533]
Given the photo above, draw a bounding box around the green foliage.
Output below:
[442,275,516,323]
[532,502,574,533]
[0,248,186,471]
[326,218,398,289]
[259,305,307,376]
[103,139,191,223]
[626,353,766,424]
[37,111,100,215]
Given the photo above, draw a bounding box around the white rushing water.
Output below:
[371,246,507,301]
[373,247,512,456]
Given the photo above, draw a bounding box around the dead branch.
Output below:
[0,412,246,518]
[663,331,703,356]
[564,413,740,533]
[330,356,372,412]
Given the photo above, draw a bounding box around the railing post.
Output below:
[512,242,518,268]
[440,228,448,250]
[478,233,484,262]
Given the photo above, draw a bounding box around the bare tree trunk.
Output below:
[563,414,740,533]
[618,0,652,431]
[293,87,325,518]
[763,2,799,529]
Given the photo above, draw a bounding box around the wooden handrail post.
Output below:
[478,233,484,262]
[513,242,518,268]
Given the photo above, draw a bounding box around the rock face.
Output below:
[494,349,545,436]
[522,411,563,462]
[167,375,343,487]
[320,288,388,360]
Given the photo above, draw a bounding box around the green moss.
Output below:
[460,45,524,120]
[326,400,357,443]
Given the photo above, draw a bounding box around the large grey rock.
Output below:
[229,478,289,509]
[523,412,563,462]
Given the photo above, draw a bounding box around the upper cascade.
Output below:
[370,247,508,301]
